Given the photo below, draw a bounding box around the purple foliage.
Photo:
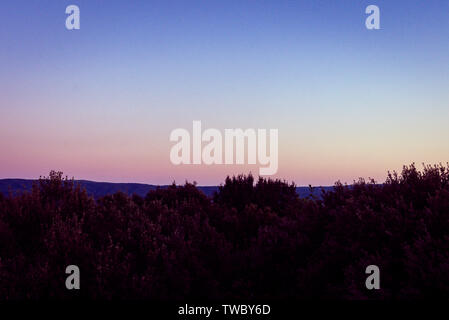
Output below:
[0,164,448,300]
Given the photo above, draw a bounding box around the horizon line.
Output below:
[0,177,338,188]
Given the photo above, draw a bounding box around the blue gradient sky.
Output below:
[1,0,448,185]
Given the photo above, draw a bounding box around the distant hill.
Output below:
[0,179,332,199]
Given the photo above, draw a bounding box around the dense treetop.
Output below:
[0,164,448,299]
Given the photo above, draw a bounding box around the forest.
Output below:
[0,164,448,300]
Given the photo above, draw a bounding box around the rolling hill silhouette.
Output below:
[0,178,330,198]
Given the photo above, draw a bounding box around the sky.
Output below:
[1,0,449,186]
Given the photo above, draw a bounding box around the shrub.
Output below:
[0,164,448,299]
